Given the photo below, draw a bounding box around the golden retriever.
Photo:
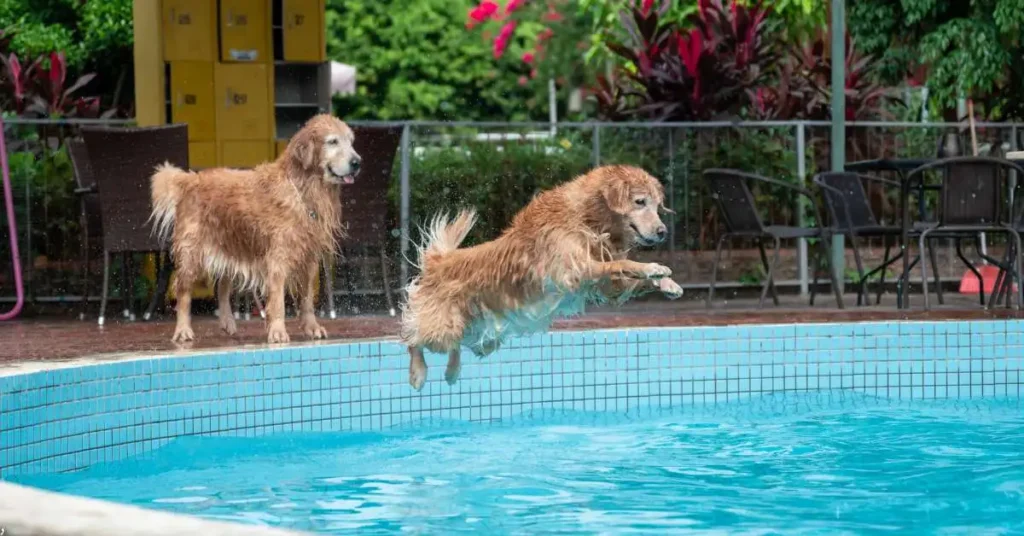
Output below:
[400,165,683,391]
[149,114,360,344]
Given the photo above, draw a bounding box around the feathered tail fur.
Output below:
[400,209,478,343]
[148,162,195,244]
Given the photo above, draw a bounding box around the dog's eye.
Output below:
[634,198,647,207]
[325,138,339,146]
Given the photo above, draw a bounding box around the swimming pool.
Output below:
[2,320,1023,533]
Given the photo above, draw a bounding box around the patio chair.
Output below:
[910,156,1024,310]
[325,125,402,317]
[81,124,190,325]
[702,169,844,310]
[67,139,105,320]
[812,172,943,307]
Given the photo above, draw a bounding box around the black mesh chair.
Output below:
[703,169,844,309]
[910,156,1024,310]
[812,172,943,306]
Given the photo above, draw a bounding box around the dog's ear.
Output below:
[288,128,318,171]
[601,179,632,214]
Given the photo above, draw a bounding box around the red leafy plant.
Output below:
[0,51,113,118]
[597,0,778,121]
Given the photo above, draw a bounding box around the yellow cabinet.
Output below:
[188,141,217,169]
[276,139,289,158]
[283,0,326,62]
[169,62,216,141]
[215,63,272,140]
[220,0,271,63]
[162,0,217,62]
[220,140,274,168]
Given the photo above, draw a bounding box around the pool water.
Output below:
[13,392,1024,534]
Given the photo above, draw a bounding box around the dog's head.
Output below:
[286,114,362,185]
[595,165,669,247]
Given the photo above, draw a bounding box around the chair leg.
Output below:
[847,234,867,306]
[955,238,984,306]
[120,252,131,319]
[79,205,90,321]
[707,234,728,309]
[756,237,780,307]
[876,237,891,305]
[758,236,782,309]
[145,253,173,321]
[809,244,821,306]
[817,234,845,309]
[919,230,933,311]
[98,250,111,326]
[927,240,944,305]
[379,246,396,317]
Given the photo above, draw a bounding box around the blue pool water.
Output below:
[13,392,1024,534]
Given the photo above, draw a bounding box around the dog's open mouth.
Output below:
[328,167,357,185]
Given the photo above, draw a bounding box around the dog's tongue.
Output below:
[343,176,355,185]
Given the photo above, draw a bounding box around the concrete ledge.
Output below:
[0,482,310,536]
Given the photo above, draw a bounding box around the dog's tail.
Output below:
[149,162,194,244]
[416,209,478,268]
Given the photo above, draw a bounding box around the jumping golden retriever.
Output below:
[149,114,360,344]
[400,164,683,391]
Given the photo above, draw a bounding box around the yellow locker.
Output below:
[170,62,216,141]
[220,140,274,168]
[215,63,272,140]
[188,141,217,169]
[220,0,271,62]
[283,0,326,62]
[276,139,289,158]
[162,0,217,62]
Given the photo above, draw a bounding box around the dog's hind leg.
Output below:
[171,255,199,343]
[297,260,327,340]
[409,346,428,391]
[217,277,238,336]
[444,347,461,386]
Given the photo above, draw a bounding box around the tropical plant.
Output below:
[0,51,112,118]
[595,0,778,121]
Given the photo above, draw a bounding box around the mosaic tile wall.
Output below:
[2,320,1023,477]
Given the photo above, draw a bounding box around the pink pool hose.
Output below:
[0,116,24,320]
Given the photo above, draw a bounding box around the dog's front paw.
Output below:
[267,321,291,344]
[172,325,195,343]
[299,315,328,340]
[219,315,238,336]
[642,263,672,279]
[444,362,461,386]
[658,277,684,299]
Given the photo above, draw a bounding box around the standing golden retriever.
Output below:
[149,114,360,344]
[400,165,683,391]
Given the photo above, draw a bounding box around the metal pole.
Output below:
[592,125,601,167]
[667,129,677,273]
[548,79,558,137]
[796,123,809,296]
[830,0,846,293]
[399,124,411,287]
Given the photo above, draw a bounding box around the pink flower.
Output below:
[543,9,563,22]
[537,27,554,41]
[493,21,517,59]
[468,1,499,23]
[506,0,526,14]
[518,75,529,86]
[522,52,535,64]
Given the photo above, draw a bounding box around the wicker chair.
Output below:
[66,139,105,320]
[80,124,189,325]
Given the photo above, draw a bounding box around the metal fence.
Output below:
[2,118,1021,312]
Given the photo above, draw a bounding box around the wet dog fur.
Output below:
[149,114,360,344]
[400,165,683,390]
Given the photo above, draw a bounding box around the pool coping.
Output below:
[0,481,309,536]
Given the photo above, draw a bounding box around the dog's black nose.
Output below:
[656,225,667,240]
[350,157,361,171]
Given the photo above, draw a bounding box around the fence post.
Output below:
[592,125,601,167]
[399,124,411,288]
[796,123,809,296]
[667,128,677,273]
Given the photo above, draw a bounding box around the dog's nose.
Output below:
[350,157,361,171]
[655,225,667,241]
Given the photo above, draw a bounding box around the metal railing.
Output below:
[2,117,1020,310]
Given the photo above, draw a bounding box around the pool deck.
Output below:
[2,291,1019,365]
